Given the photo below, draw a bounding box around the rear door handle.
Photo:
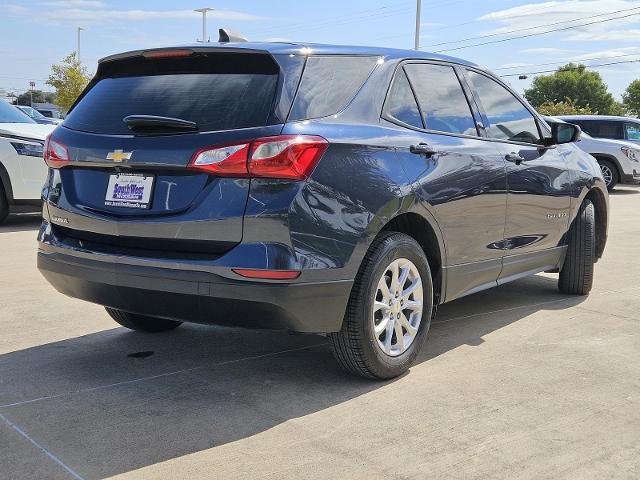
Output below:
[505,153,525,165]
[410,143,438,157]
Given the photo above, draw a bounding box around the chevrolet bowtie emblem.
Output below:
[106,149,132,163]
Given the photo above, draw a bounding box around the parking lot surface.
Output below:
[1,187,639,480]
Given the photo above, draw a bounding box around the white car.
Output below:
[0,100,56,223]
[546,116,640,190]
[558,115,640,145]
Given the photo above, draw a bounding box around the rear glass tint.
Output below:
[289,56,378,121]
[65,53,280,135]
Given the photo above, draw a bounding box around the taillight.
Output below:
[44,136,70,168]
[188,135,328,180]
[249,135,328,180]
[190,142,251,176]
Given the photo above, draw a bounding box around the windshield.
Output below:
[0,101,36,123]
[19,106,47,120]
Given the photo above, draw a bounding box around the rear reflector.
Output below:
[188,135,328,180]
[232,269,301,280]
[44,135,70,168]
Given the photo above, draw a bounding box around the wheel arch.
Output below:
[378,211,446,304]
[591,153,622,179]
[0,161,14,204]
[583,187,608,260]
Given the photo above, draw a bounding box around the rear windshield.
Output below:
[65,53,279,135]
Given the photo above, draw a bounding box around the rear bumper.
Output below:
[37,236,352,334]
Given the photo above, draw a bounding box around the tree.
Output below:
[623,79,640,117]
[535,98,594,116]
[46,52,91,112]
[524,64,619,115]
[14,90,56,106]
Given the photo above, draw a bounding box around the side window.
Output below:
[404,63,477,136]
[289,56,378,121]
[467,70,542,145]
[604,121,624,139]
[625,122,640,141]
[383,68,423,129]
[572,121,597,137]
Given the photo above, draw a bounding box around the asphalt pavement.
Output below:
[1,187,639,480]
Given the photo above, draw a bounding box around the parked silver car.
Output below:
[546,116,640,190]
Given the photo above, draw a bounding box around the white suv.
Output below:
[546,116,640,190]
[0,101,56,223]
[558,115,640,144]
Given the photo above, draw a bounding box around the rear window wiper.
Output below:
[123,115,198,132]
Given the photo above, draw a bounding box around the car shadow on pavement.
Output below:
[0,274,585,479]
[0,214,41,233]
[609,187,639,195]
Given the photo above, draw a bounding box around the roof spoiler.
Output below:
[218,28,248,43]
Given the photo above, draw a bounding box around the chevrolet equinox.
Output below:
[38,41,609,379]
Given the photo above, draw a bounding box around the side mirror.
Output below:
[550,122,581,145]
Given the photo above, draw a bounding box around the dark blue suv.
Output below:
[38,41,608,378]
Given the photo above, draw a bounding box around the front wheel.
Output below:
[105,307,183,332]
[598,160,618,191]
[328,232,433,379]
[559,200,595,295]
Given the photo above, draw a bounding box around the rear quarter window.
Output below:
[288,56,378,121]
[383,68,423,129]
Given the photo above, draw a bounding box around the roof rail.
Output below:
[218,28,248,43]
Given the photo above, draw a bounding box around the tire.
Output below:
[0,183,9,224]
[597,159,618,191]
[558,199,595,295]
[105,307,183,333]
[328,232,433,379]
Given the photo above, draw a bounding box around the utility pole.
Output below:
[414,0,421,50]
[194,7,214,42]
[29,81,35,107]
[77,27,84,63]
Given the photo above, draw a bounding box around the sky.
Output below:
[1,0,639,100]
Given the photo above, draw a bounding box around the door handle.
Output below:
[505,153,525,165]
[410,143,438,157]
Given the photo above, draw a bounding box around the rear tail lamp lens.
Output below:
[188,135,328,180]
[249,136,329,180]
[190,143,250,176]
[44,136,70,168]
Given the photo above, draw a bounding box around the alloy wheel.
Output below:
[372,258,423,357]
[600,164,613,187]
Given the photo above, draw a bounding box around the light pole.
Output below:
[194,7,214,42]
[29,81,35,107]
[77,26,84,63]
[414,0,421,50]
